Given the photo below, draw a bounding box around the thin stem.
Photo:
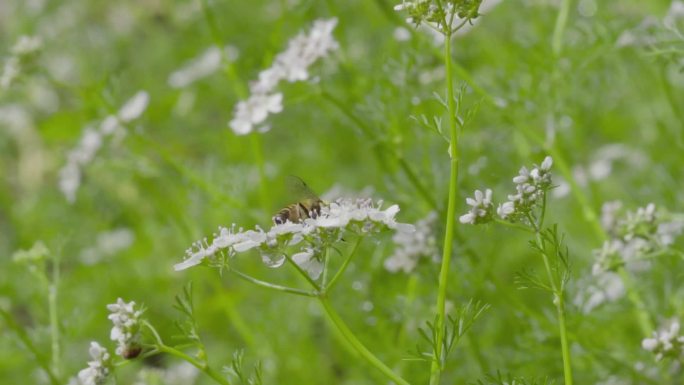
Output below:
[430,7,460,383]
[533,230,573,385]
[552,0,572,56]
[143,321,231,385]
[230,269,317,297]
[326,237,363,293]
[49,253,61,377]
[283,253,321,291]
[494,219,534,233]
[0,309,61,385]
[318,297,410,385]
[322,247,331,288]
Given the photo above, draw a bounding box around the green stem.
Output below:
[143,321,231,385]
[533,230,573,385]
[318,297,410,385]
[230,269,316,297]
[429,13,460,385]
[326,237,363,293]
[49,253,60,377]
[552,0,572,56]
[0,309,61,385]
[283,253,321,291]
[556,294,573,385]
[322,247,331,288]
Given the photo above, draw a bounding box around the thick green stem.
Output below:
[430,19,460,385]
[318,297,410,385]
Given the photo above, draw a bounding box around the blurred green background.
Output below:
[1,0,683,384]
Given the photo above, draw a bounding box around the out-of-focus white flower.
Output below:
[58,91,149,203]
[11,35,43,55]
[118,91,150,122]
[572,271,625,313]
[1,35,43,89]
[175,198,414,276]
[642,320,684,361]
[385,211,438,273]
[459,189,494,225]
[393,27,412,42]
[168,46,228,88]
[80,228,135,265]
[107,298,143,359]
[229,18,338,135]
[229,93,283,135]
[75,342,110,385]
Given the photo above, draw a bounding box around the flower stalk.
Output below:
[430,6,461,385]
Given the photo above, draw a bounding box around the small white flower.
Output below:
[107,298,143,358]
[76,342,110,385]
[459,189,494,225]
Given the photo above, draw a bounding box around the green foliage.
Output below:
[1,0,684,384]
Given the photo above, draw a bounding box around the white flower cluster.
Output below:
[1,35,42,89]
[107,298,143,359]
[642,320,684,361]
[497,156,553,221]
[572,271,625,314]
[229,18,338,135]
[74,342,110,385]
[385,211,439,273]
[175,198,415,278]
[593,202,683,275]
[59,91,149,203]
[168,45,238,89]
[459,156,553,225]
[575,202,683,313]
[459,189,493,225]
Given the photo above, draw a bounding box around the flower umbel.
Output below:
[174,198,414,278]
[107,298,144,359]
[385,211,439,273]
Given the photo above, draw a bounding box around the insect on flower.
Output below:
[273,176,324,225]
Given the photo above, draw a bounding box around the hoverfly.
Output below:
[273,176,324,225]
